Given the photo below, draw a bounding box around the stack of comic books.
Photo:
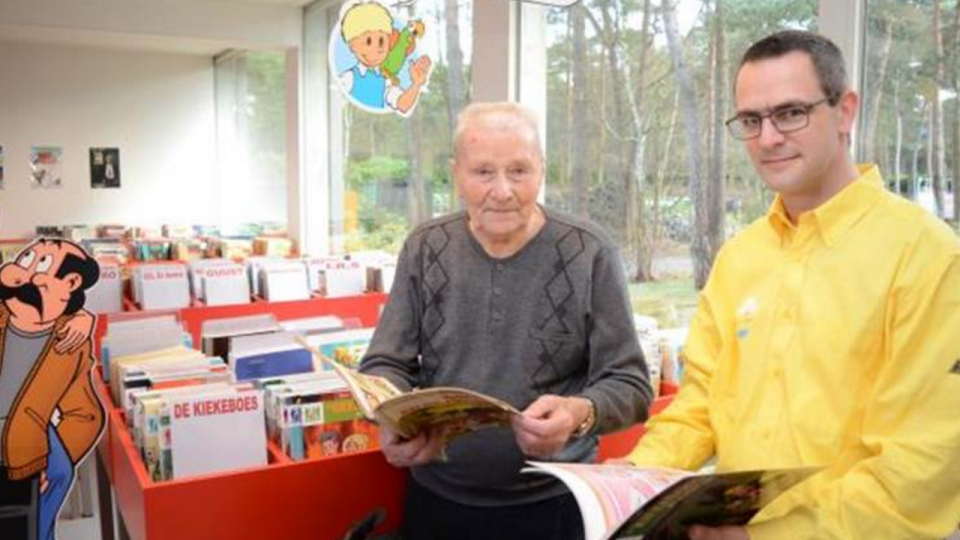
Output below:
[199,313,281,359]
[100,312,192,382]
[130,382,267,481]
[307,328,375,370]
[228,331,315,382]
[109,345,231,416]
[257,372,377,461]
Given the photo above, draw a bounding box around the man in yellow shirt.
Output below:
[627,30,960,540]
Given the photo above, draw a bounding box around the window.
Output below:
[215,51,290,231]
[306,0,473,255]
[859,0,959,221]
[527,0,816,325]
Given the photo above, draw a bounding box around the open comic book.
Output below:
[526,462,819,540]
[298,338,519,441]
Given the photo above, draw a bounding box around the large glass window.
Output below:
[215,51,290,231]
[860,0,959,221]
[310,0,473,255]
[531,0,816,326]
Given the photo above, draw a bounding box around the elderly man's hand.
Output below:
[511,395,590,458]
[687,525,750,540]
[378,425,444,468]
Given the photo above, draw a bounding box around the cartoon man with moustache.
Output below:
[0,238,104,540]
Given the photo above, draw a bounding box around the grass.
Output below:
[629,277,700,329]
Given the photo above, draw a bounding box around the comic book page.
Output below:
[374,387,519,440]
[299,337,519,440]
[525,462,820,540]
[527,462,690,540]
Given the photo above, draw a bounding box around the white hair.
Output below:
[452,102,543,159]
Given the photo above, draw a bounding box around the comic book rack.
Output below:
[93,293,406,540]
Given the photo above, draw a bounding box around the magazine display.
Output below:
[298,338,519,441]
[526,462,819,540]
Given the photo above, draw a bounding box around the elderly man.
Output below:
[627,30,960,540]
[0,238,104,540]
[360,101,651,539]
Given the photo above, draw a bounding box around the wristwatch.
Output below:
[573,398,596,437]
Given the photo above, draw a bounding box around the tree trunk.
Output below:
[632,0,654,282]
[707,0,726,266]
[912,101,928,200]
[951,0,960,225]
[570,5,590,217]
[444,0,466,137]
[894,80,903,195]
[406,109,427,225]
[654,91,681,273]
[861,16,893,163]
[662,0,709,289]
[932,0,946,217]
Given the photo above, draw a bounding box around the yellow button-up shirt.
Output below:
[628,165,960,539]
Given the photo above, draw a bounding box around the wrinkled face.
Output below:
[453,124,544,244]
[349,30,390,68]
[0,241,84,325]
[735,51,854,200]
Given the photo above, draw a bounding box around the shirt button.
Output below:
[496,263,505,272]
[494,287,503,296]
[493,311,503,321]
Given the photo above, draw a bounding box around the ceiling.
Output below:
[0,0,313,56]
[200,0,314,5]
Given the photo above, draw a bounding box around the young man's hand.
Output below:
[378,425,444,468]
[687,525,750,540]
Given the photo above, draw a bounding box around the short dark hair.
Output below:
[738,30,847,105]
[51,240,100,316]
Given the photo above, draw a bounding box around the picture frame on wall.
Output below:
[90,147,121,189]
[30,146,63,189]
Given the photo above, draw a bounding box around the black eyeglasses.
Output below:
[725,96,834,141]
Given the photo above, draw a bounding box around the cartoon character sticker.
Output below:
[0,238,103,540]
[330,1,433,117]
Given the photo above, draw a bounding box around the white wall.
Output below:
[0,40,218,238]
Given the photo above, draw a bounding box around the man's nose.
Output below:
[757,117,785,148]
[489,173,513,200]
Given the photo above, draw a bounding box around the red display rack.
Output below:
[94,294,401,540]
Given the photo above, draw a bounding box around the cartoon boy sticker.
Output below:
[332,1,432,116]
[0,238,103,540]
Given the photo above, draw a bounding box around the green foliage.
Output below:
[347,156,409,187]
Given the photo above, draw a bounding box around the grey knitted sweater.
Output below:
[360,207,652,507]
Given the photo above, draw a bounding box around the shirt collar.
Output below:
[766,164,884,248]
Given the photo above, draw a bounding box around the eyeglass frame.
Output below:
[724,95,837,141]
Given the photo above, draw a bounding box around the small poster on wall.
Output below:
[0,145,5,190]
[90,147,121,189]
[30,146,63,189]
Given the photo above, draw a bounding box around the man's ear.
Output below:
[837,89,859,136]
[64,273,83,293]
